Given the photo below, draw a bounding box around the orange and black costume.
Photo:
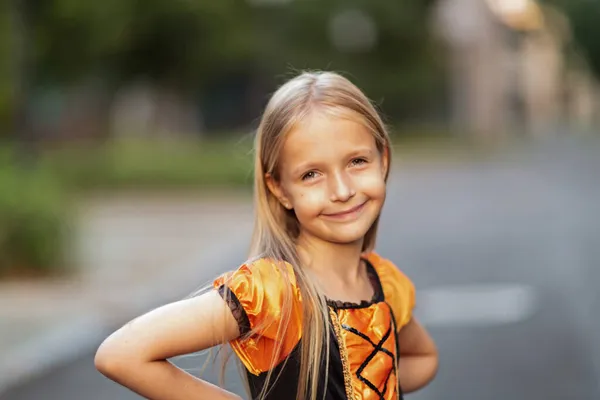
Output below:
[213,252,415,400]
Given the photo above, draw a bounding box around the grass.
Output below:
[40,135,257,192]
[0,159,72,278]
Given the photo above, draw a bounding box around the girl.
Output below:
[95,71,438,400]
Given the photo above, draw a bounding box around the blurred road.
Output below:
[4,137,599,400]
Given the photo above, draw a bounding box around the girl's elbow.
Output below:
[94,339,121,378]
[94,334,139,379]
[427,350,440,384]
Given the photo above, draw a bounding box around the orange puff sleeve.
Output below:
[213,258,303,375]
[365,252,416,330]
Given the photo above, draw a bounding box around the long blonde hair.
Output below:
[248,71,392,400]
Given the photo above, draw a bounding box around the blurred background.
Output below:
[0,0,599,399]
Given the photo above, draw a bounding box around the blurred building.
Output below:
[432,0,600,137]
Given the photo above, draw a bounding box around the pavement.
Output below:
[0,192,255,396]
[2,134,600,400]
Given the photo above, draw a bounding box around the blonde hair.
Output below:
[248,71,392,400]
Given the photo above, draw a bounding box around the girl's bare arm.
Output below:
[397,317,439,393]
[95,290,242,400]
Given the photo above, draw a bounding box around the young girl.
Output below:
[95,71,438,400]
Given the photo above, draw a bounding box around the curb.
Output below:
[0,227,251,396]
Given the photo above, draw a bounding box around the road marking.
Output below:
[416,284,539,327]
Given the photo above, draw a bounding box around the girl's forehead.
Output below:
[284,112,374,148]
[278,113,378,168]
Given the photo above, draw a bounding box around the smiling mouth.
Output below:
[323,201,367,217]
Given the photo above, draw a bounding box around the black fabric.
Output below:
[246,330,347,400]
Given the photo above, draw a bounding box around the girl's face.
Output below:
[267,112,388,246]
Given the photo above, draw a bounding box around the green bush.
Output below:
[43,137,255,191]
[0,136,257,278]
[0,159,71,277]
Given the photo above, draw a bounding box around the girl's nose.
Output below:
[329,171,356,202]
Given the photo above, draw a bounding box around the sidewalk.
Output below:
[0,191,254,395]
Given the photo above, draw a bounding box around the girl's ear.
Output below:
[265,173,293,209]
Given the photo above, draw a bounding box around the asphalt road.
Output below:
[4,136,599,400]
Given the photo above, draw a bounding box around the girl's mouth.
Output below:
[322,201,367,219]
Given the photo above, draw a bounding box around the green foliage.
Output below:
[42,137,255,190]
[15,0,441,114]
[0,151,71,277]
[31,0,258,88]
[0,4,13,133]
[0,136,254,276]
[254,0,443,118]
[546,0,600,79]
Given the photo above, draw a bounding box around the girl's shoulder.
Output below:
[212,257,301,334]
[364,251,416,329]
[213,257,297,292]
[212,258,303,375]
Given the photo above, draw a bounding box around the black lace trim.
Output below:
[326,259,384,309]
[217,285,251,336]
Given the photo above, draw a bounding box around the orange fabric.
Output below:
[213,252,415,399]
[213,258,303,376]
[336,303,398,399]
[365,252,415,330]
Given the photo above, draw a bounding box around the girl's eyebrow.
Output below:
[290,148,374,176]
[347,147,374,158]
[291,162,320,177]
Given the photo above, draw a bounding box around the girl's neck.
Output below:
[296,232,365,285]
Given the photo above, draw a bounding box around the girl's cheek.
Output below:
[295,188,327,214]
[304,189,326,206]
[357,171,385,194]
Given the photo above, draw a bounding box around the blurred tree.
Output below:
[2,0,443,134]
[0,4,11,135]
[6,0,38,166]
[34,0,262,134]
[253,0,443,122]
[547,0,600,79]
[32,0,257,90]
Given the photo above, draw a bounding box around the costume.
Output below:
[213,252,415,400]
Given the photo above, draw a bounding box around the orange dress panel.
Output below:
[334,303,399,400]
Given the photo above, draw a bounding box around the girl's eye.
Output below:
[302,171,317,181]
[351,158,367,166]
